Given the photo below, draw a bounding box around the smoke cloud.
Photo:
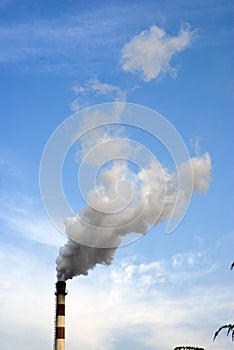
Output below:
[56,151,211,281]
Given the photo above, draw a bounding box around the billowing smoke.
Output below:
[56,149,211,281]
[56,241,115,280]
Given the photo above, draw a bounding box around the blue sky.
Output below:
[0,1,233,349]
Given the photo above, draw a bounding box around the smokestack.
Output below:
[54,281,67,350]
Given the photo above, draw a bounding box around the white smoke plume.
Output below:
[56,151,211,281]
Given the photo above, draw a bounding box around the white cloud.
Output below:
[190,136,202,156]
[89,79,126,100]
[65,260,233,350]
[120,24,195,81]
[111,251,217,288]
[70,79,126,112]
[0,243,56,350]
[0,237,233,350]
[70,97,84,112]
[172,252,198,268]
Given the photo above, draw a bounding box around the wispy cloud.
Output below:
[0,1,232,74]
[172,251,200,268]
[0,235,232,350]
[0,10,124,71]
[190,136,202,156]
[70,78,126,112]
[112,249,217,289]
[66,258,233,350]
[120,24,195,81]
[0,242,55,350]
[0,191,66,247]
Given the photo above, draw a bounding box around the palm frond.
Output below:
[213,324,234,341]
[174,347,205,350]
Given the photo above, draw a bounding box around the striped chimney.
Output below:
[54,281,67,350]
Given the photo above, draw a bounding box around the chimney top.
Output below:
[55,281,67,296]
